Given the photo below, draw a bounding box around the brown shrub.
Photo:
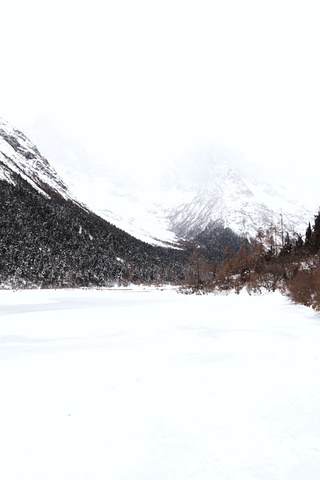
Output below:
[287,266,320,309]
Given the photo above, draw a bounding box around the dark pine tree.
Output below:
[280,232,293,256]
[294,233,304,257]
[305,222,312,252]
[311,210,320,254]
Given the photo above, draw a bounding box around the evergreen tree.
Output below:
[305,222,312,251]
[294,233,304,257]
[311,210,320,253]
[280,232,293,256]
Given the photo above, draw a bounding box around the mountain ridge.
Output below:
[0,117,73,200]
[156,149,314,242]
[0,117,187,288]
[24,118,316,246]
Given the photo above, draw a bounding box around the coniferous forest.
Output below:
[0,174,187,288]
[0,118,241,291]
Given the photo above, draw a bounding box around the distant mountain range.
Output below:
[159,149,313,240]
[0,116,316,288]
[26,118,315,246]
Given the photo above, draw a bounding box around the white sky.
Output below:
[1,0,320,201]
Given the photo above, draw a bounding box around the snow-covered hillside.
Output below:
[1,288,320,479]
[0,117,188,289]
[0,118,73,200]
[160,148,315,238]
[25,119,316,244]
[24,118,179,246]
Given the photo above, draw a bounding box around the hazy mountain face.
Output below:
[159,147,315,239]
[24,118,315,245]
[24,118,180,246]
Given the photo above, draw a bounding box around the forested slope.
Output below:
[0,174,187,288]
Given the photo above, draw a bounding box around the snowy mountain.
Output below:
[0,117,73,201]
[24,116,179,247]
[2,115,317,289]
[22,119,317,245]
[159,148,314,240]
[0,117,186,288]
[25,119,315,245]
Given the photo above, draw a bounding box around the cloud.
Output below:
[1,0,320,202]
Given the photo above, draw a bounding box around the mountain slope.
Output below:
[0,118,73,200]
[0,118,186,288]
[24,117,180,247]
[159,149,315,240]
[26,120,314,244]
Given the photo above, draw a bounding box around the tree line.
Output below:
[2,168,319,312]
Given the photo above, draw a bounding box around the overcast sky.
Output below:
[1,0,320,201]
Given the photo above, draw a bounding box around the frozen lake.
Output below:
[0,288,320,479]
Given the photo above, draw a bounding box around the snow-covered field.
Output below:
[1,288,320,479]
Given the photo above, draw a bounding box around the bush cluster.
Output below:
[184,211,320,310]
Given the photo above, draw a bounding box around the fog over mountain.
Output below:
[2,1,320,224]
[1,113,320,294]
[24,118,316,247]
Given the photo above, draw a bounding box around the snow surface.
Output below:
[1,288,320,479]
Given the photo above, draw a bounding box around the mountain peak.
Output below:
[0,117,73,200]
[160,148,314,239]
[9,118,315,245]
